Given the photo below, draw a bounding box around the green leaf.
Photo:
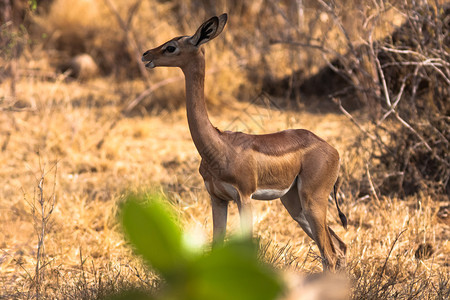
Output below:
[121,194,284,300]
[171,238,284,300]
[28,0,37,11]
[121,194,186,277]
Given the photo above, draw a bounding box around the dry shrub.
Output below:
[372,3,450,197]
[33,0,167,77]
[263,1,449,197]
[346,2,450,197]
[29,0,254,109]
[29,0,370,111]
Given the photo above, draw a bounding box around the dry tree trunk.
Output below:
[0,0,12,24]
[1,0,16,97]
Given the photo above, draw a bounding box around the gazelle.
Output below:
[142,14,347,271]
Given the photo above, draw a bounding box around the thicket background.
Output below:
[1,0,448,299]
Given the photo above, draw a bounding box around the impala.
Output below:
[142,14,347,271]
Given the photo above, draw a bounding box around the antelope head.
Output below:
[141,14,228,69]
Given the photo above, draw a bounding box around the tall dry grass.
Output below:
[1,0,449,299]
[1,77,448,298]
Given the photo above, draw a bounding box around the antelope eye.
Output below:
[166,46,176,53]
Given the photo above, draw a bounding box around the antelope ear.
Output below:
[188,13,227,47]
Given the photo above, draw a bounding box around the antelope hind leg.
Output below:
[280,180,315,240]
[328,226,347,269]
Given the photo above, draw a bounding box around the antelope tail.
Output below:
[333,178,348,229]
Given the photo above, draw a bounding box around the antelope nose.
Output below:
[142,50,150,61]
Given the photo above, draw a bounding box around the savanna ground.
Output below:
[1,0,449,299]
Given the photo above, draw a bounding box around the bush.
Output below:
[372,3,449,196]
[265,1,449,197]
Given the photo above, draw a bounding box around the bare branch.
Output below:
[366,164,380,204]
[123,68,220,114]
[394,112,432,152]
[123,75,184,114]
[377,72,408,125]
[379,229,407,279]
[103,0,149,84]
[332,98,377,141]
[317,0,356,55]
[372,43,392,107]
[381,59,450,85]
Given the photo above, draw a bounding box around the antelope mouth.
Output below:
[144,61,155,68]
[141,55,155,68]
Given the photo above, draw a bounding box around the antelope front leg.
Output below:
[211,196,228,246]
[236,195,253,238]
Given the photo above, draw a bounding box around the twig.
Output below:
[28,160,58,300]
[379,229,407,279]
[372,43,392,107]
[317,0,354,53]
[103,0,149,83]
[428,122,449,147]
[270,39,335,55]
[96,119,119,149]
[381,60,450,85]
[332,98,377,141]
[123,75,184,114]
[392,112,448,169]
[366,164,380,204]
[266,0,303,36]
[1,132,11,152]
[270,39,352,73]
[35,175,44,300]
[123,68,220,114]
[393,112,432,152]
[377,72,409,125]
[379,46,427,58]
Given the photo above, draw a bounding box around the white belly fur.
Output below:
[251,178,297,200]
[251,188,289,200]
[206,178,297,201]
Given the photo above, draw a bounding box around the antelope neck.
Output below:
[181,53,224,160]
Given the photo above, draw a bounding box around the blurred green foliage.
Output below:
[113,193,283,300]
[29,0,37,11]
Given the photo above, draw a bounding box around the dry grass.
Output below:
[1,74,448,299]
[1,0,449,299]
